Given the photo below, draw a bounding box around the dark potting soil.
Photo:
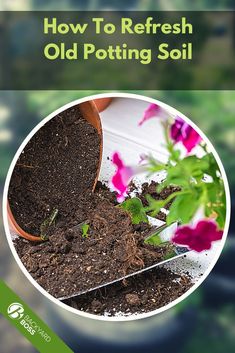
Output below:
[13,186,175,299]
[8,105,101,235]
[65,267,192,316]
[10,106,192,313]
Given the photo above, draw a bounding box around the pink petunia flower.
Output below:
[171,219,223,252]
[170,117,202,153]
[111,152,145,202]
[138,103,164,126]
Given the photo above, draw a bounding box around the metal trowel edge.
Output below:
[59,222,190,301]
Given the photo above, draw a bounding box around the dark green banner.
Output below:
[0,11,234,90]
[0,279,74,353]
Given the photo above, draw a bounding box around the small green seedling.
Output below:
[120,197,148,225]
[40,208,58,240]
[81,223,89,238]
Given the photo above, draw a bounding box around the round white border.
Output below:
[2,92,231,322]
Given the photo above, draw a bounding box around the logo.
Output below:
[7,302,24,319]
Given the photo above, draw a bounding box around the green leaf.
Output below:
[81,223,89,238]
[167,191,200,225]
[144,232,163,246]
[205,202,226,229]
[144,194,166,217]
[159,155,210,191]
[205,182,219,203]
[214,204,226,229]
[201,153,219,180]
[120,197,148,224]
[144,224,169,246]
[204,181,226,229]
[183,155,210,176]
[170,148,181,162]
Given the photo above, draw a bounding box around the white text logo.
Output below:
[7,302,24,320]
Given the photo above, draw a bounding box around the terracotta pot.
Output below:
[93,97,112,112]
[8,100,103,242]
[7,202,42,242]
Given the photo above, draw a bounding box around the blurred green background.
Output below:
[0,1,235,353]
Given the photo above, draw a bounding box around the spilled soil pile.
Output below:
[14,181,175,299]
[65,266,192,316]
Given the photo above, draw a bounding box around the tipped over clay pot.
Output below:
[7,100,103,242]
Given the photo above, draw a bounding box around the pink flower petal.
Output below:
[170,117,184,142]
[138,103,161,126]
[111,152,147,202]
[111,152,136,203]
[112,151,124,168]
[182,126,202,153]
[170,117,202,153]
[171,219,223,252]
[195,220,223,241]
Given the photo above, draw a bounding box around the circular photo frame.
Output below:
[3,93,231,321]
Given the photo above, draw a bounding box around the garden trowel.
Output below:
[59,221,190,301]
